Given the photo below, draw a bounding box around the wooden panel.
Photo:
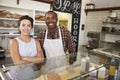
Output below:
[33,0,54,4]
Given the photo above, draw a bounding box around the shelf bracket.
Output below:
[17,0,19,5]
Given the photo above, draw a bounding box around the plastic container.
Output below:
[85,55,90,72]
[80,55,90,73]
[98,64,106,80]
[89,65,97,80]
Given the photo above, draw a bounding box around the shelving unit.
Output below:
[0,0,51,57]
[33,10,47,38]
[0,5,47,37]
[100,20,120,47]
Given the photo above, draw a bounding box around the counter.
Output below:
[1,52,119,80]
[1,60,117,80]
[0,62,100,80]
[34,66,81,80]
[34,63,100,80]
[0,64,83,80]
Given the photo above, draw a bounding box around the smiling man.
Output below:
[37,11,76,73]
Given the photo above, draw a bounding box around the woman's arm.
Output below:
[10,39,30,66]
[22,39,44,63]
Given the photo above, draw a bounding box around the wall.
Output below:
[0,0,50,11]
[84,10,120,46]
[75,0,87,65]
[78,0,87,45]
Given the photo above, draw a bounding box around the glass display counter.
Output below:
[68,56,120,80]
[69,64,108,80]
[0,53,120,80]
[1,55,80,80]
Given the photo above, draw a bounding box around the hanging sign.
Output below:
[53,0,82,52]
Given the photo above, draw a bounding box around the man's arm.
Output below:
[66,30,77,64]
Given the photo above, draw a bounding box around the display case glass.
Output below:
[0,52,120,80]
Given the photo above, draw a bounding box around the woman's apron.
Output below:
[43,28,66,73]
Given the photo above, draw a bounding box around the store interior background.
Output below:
[56,11,72,32]
[0,0,120,65]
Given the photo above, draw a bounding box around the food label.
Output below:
[109,66,115,76]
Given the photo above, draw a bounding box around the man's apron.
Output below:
[43,28,66,73]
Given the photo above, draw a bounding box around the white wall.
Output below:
[0,0,50,11]
[79,0,87,45]
[75,0,88,65]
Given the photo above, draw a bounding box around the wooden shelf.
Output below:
[33,0,54,4]
[0,34,20,37]
[102,31,120,35]
[102,22,120,24]
[0,18,19,21]
[85,6,120,15]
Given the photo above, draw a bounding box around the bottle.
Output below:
[81,57,86,73]
[114,60,120,80]
[117,64,120,80]
[89,65,97,80]
[98,64,106,80]
[114,70,118,80]
[80,55,90,73]
[108,58,116,80]
[85,55,90,72]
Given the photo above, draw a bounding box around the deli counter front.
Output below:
[0,53,120,80]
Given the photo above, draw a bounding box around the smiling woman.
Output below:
[9,15,44,80]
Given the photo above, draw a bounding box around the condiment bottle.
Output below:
[89,65,97,80]
[108,58,116,80]
[80,55,90,73]
[98,64,106,80]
